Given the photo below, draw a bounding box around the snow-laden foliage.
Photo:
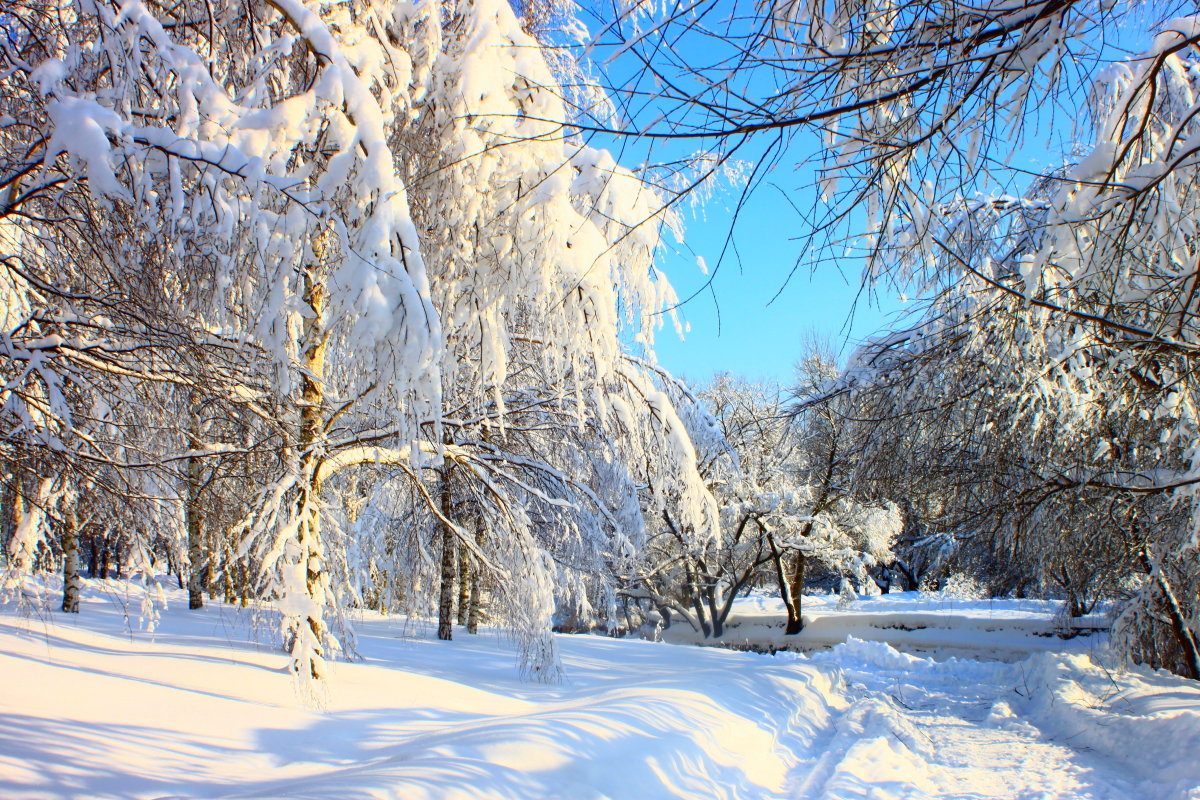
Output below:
[0,0,721,684]
[840,28,1200,677]
[622,370,898,638]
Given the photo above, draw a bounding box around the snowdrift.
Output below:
[0,579,839,800]
[1019,651,1200,796]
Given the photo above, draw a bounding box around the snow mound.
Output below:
[817,635,926,671]
[1019,652,1200,797]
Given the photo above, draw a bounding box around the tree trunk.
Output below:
[1142,548,1200,680]
[466,518,485,634]
[456,535,471,626]
[186,427,205,609]
[877,566,892,594]
[0,473,13,560]
[100,538,111,579]
[87,533,99,578]
[5,480,29,574]
[205,527,218,599]
[61,508,81,613]
[784,550,806,635]
[767,532,803,634]
[290,225,333,679]
[238,558,249,608]
[685,562,711,638]
[703,575,723,638]
[223,537,237,604]
[437,466,456,641]
[657,603,672,630]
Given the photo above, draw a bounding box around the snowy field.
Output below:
[2,580,1199,800]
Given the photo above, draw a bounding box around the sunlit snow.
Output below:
[2,580,1196,800]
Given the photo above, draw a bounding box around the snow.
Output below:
[662,590,1112,661]
[43,97,127,198]
[804,638,1200,800]
[2,580,1198,800]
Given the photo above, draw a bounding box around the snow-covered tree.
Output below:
[624,367,898,638]
[836,27,1200,677]
[1,0,725,685]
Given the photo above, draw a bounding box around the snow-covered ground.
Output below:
[1,579,1198,800]
[660,591,1112,661]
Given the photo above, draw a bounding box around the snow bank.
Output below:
[1018,651,1200,798]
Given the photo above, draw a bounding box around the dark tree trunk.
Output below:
[705,580,722,638]
[223,552,236,604]
[205,528,219,599]
[768,532,803,634]
[456,537,471,627]
[657,604,672,629]
[784,551,806,635]
[437,467,456,641]
[0,476,17,565]
[186,414,206,610]
[1142,549,1200,680]
[893,558,918,592]
[685,563,711,638]
[186,510,205,608]
[87,534,99,578]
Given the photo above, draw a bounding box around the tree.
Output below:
[830,28,1200,676]
[622,367,897,639]
[1,0,726,686]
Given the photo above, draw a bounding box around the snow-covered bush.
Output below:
[940,574,986,601]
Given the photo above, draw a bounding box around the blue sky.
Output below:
[586,70,911,386]
[649,186,904,386]
[581,0,1171,388]
[578,3,918,387]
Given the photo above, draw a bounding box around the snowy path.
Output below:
[792,640,1154,800]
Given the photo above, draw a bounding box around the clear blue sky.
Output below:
[588,97,909,388]
[649,184,904,386]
